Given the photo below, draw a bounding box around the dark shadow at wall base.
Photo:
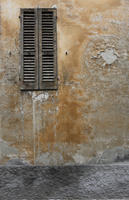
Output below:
[0,164,129,199]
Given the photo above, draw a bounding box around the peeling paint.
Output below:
[51,4,57,9]
[32,93,49,103]
[100,48,118,64]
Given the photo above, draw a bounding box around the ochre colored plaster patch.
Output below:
[0,0,128,165]
[74,0,121,11]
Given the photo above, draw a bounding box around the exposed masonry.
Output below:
[91,48,119,65]
[100,48,118,65]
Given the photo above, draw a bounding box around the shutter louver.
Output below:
[20,8,57,90]
[20,9,38,90]
[39,9,57,90]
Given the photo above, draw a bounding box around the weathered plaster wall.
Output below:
[0,0,129,165]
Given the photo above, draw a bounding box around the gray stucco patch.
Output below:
[35,152,64,165]
[89,147,129,164]
[0,165,129,199]
[0,139,18,160]
[5,159,31,166]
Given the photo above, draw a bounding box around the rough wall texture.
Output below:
[1,165,129,199]
[0,0,129,165]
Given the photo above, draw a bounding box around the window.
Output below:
[20,8,57,90]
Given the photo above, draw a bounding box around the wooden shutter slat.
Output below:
[20,8,38,90]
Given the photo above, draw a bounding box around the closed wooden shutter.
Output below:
[20,8,38,90]
[20,8,57,90]
[39,8,57,90]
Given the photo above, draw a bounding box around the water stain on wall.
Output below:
[0,0,129,165]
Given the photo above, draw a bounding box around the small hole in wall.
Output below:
[9,51,12,56]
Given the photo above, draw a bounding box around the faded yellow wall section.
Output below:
[0,0,129,165]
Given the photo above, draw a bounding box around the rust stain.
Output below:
[8,95,19,111]
[12,141,34,164]
[2,19,17,37]
[0,71,5,80]
[58,25,89,83]
[38,87,89,149]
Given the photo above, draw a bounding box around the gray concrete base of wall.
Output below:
[0,164,129,199]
